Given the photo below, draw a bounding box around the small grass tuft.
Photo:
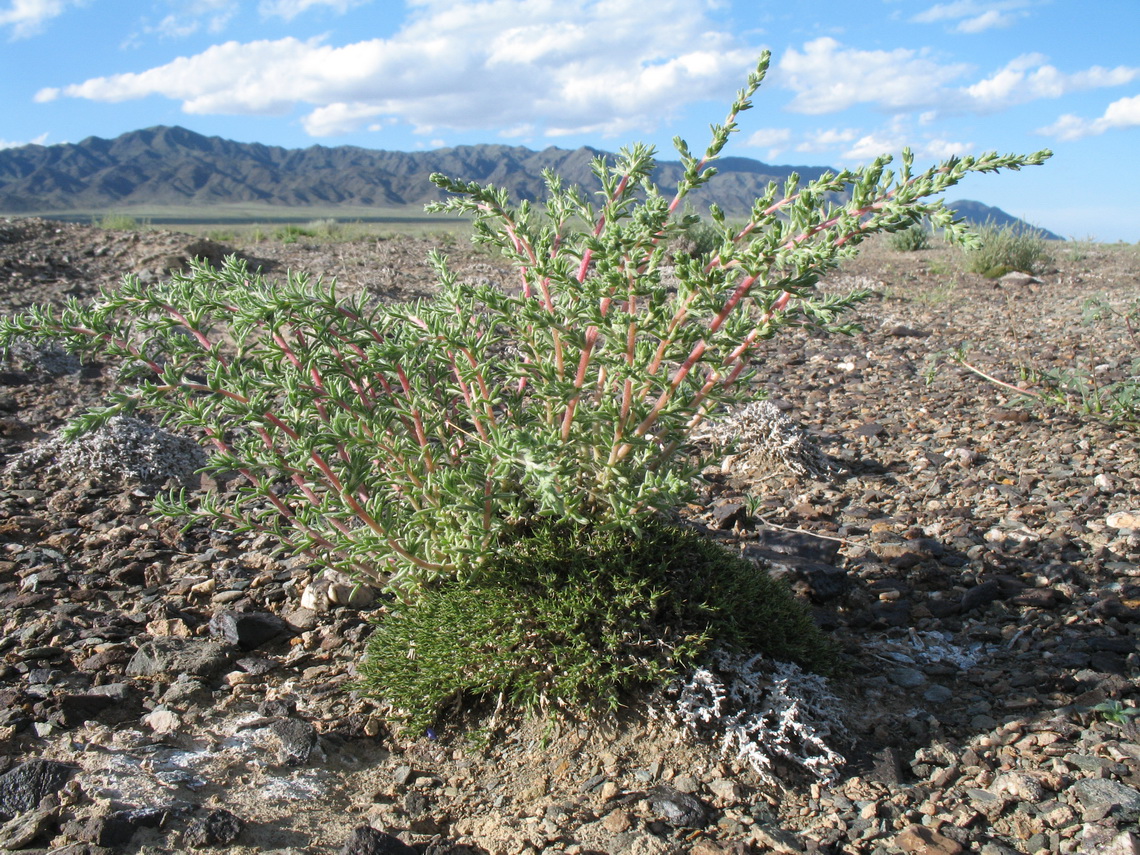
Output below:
[887,222,931,252]
[357,519,834,735]
[93,213,145,231]
[962,221,1053,278]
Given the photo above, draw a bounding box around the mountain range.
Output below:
[0,125,1060,238]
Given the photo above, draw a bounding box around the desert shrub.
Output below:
[275,223,317,243]
[358,520,834,733]
[94,213,143,231]
[962,221,1053,278]
[0,52,1049,729]
[887,222,931,252]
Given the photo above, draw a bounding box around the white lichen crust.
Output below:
[6,415,207,486]
[659,650,847,786]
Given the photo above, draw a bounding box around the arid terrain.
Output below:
[0,217,1138,855]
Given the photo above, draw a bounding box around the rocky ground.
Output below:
[0,217,1138,855]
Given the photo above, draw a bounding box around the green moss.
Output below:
[357,520,835,734]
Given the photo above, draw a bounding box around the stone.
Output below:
[888,666,928,689]
[998,271,1041,287]
[1107,511,1140,531]
[340,825,417,855]
[648,785,709,828]
[126,637,234,680]
[869,746,908,786]
[923,684,954,704]
[208,610,290,650]
[184,808,244,847]
[990,772,1046,803]
[55,692,117,727]
[0,807,56,849]
[1100,831,1140,855]
[0,759,75,820]
[961,580,1003,612]
[81,810,141,847]
[894,824,964,855]
[269,718,320,766]
[750,824,806,853]
[1072,778,1140,821]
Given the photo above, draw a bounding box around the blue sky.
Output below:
[2,0,1138,241]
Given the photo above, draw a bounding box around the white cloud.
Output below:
[911,1,1031,31]
[794,127,857,153]
[776,37,1140,121]
[745,128,791,148]
[956,10,1015,33]
[38,0,760,140]
[777,37,971,114]
[0,0,84,39]
[0,132,49,148]
[259,0,367,20]
[302,101,386,136]
[1038,93,1140,141]
[744,127,791,159]
[966,54,1140,108]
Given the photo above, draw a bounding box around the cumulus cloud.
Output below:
[0,0,85,39]
[775,38,1140,120]
[965,54,1140,108]
[777,37,972,114]
[37,0,758,139]
[1038,93,1140,141]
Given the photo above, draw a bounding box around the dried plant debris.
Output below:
[697,400,835,477]
[658,650,847,786]
[6,415,207,486]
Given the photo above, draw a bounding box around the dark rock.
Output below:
[236,656,278,676]
[126,637,233,680]
[869,746,908,786]
[340,825,417,855]
[961,580,1003,613]
[55,693,117,727]
[1073,778,1140,822]
[648,785,709,828]
[751,528,842,566]
[270,718,320,766]
[870,600,913,627]
[81,810,140,847]
[183,808,244,847]
[770,561,850,603]
[404,791,429,819]
[0,758,75,820]
[1010,587,1070,609]
[208,610,289,650]
[259,696,298,718]
[710,501,747,530]
[854,421,886,437]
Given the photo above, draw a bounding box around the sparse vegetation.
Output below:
[887,222,931,252]
[961,221,1053,278]
[93,212,145,231]
[957,293,1140,426]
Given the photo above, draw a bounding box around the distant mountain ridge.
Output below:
[0,125,1057,237]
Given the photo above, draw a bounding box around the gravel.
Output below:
[0,217,1137,854]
